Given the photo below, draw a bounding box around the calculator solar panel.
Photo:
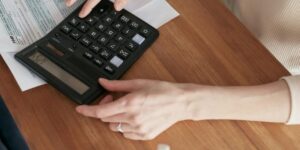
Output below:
[15,0,159,104]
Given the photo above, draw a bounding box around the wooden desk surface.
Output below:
[0,0,299,149]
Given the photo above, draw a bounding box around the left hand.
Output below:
[76,78,193,140]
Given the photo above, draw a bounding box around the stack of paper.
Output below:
[0,0,179,91]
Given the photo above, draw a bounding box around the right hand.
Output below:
[76,78,195,140]
[65,0,128,18]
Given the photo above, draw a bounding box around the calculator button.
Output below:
[86,16,97,25]
[69,17,80,26]
[72,43,78,50]
[110,56,124,68]
[104,65,115,74]
[132,34,145,45]
[99,49,112,60]
[110,10,121,18]
[80,37,92,47]
[89,44,101,53]
[55,33,61,38]
[68,44,76,53]
[115,34,126,43]
[93,58,104,67]
[130,21,140,29]
[140,27,151,37]
[83,52,94,59]
[103,16,114,24]
[120,15,130,23]
[126,41,138,51]
[98,35,109,45]
[122,27,135,38]
[99,8,106,14]
[70,30,82,40]
[107,42,119,51]
[105,28,117,38]
[77,23,89,33]
[95,22,107,32]
[112,22,124,31]
[88,30,100,39]
[118,48,131,59]
[61,25,72,34]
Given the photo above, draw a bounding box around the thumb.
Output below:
[99,78,150,92]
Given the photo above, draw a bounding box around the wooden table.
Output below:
[0,0,299,149]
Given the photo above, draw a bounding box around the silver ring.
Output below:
[117,122,124,133]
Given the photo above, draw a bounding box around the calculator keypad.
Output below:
[59,4,154,78]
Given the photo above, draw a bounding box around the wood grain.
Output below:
[0,0,298,149]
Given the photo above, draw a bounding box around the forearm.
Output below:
[186,80,291,123]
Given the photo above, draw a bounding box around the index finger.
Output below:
[114,0,128,11]
[76,98,127,118]
[79,0,101,18]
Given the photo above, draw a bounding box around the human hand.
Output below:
[65,0,128,18]
[76,78,195,140]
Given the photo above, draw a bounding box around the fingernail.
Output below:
[115,6,121,11]
[114,3,123,11]
[79,11,85,18]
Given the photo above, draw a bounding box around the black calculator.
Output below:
[15,0,159,104]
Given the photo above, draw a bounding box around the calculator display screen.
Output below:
[29,51,89,95]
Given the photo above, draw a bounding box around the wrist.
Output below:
[182,84,250,121]
[180,84,226,121]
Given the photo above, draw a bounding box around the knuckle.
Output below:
[119,99,128,107]
[136,125,147,134]
[130,115,141,125]
[128,98,139,106]
[124,96,140,108]
[138,79,153,86]
[123,94,136,102]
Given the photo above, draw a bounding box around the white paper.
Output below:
[123,0,153,11]
[1,52,46,91]
[1,0,179,91]
[0,0,84,52]
[129,0,179,28]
